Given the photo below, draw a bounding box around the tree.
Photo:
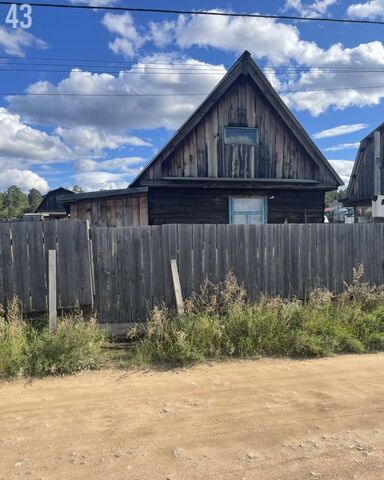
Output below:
[73,185,85,194]
[0,186,29,219]
[28,188,42,211]
[325,190,345,207]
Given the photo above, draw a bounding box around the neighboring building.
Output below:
[341,123,384,222]
[34,187,73,219]
[325,201,354,223]
[60,188,148,227]
[61,51,342,227]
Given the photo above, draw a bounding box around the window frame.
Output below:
[229,196,268,225]
[224,126,259,146]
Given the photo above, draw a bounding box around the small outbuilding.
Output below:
[34,187,73,219]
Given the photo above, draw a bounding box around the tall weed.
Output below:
[132,272,384,366]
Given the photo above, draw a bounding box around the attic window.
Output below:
[224,127,258,145]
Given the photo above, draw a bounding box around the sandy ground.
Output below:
[1,355,384,480]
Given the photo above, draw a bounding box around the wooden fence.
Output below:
[0,220,93,311]
[2,222,384,328]
[92,223,384,327]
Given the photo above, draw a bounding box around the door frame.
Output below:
[229,196,268,224]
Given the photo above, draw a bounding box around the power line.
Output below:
[0,68,227,75]
[0,62,225,71]
[2,64,384,76]
[3,85,384,97]
[2,56,384,74]
[0,1,383,26]
[3,61,384,72]
[0,55,226,66]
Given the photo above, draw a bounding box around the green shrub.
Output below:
[25,316,106,376]
[0,301,106,378]
[130,273,384,366]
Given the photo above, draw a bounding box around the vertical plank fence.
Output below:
[92,223,384,328]
[2,222,384,329]
[0,220,93,312]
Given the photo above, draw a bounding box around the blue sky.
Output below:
[1,0,384,192]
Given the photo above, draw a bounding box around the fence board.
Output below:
[26,221,46,311]
[11,222,31,310]
[216,224,228,284]
[0,223,14,304]
[178,224,193,298]
[150,226,164,308]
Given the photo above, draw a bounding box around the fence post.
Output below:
[170,259,184,316]
[48,249,57,334]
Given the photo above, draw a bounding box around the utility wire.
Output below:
[3,68,384,76]
[0,1,383,26]
[2,65,384,75]
[3,85,384,97]
[4,62,384,73]
[2,55,384,71]
[2,57,384,74]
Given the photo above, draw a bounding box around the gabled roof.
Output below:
[342,121,384,203]
[35,187,74,213]
[130,50,343,188]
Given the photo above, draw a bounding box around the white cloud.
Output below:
[328,160,355,186]
[0,26,46,57]
[147,11,384,115]
[7,55,226,131]
[73,171,141,191]
[149,20,175,47]
[56,126,151,156]
[313,123,368,139]
[76,157,146,173]
[283,0,337,16]
[0,107,71,165]
[347,0,384,19]
[102,13,145,58]
[0,169,49,193]
[323,142,360,151]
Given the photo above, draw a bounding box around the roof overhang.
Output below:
[59,187,148,206]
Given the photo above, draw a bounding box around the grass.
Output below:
[0,299,106,378]
[2,267,384,377]
[129,269,384,366]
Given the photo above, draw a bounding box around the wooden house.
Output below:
[341,123,384,222]
[62,51,342,226]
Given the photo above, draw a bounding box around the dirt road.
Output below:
[1,354,384,480]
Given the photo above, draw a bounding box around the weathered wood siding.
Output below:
[70,194,148,227]
[148,188,324,224]
[346,126,384,204]
[140,77,336,185]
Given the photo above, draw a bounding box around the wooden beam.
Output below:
[162,176,320,184]
[374,130,381,196]
[170,259,184,316]
[140,180,336,191]
[48,249,57,334]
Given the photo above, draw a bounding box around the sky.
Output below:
[1,0,384,193]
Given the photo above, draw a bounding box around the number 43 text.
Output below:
[5,3,32,29]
